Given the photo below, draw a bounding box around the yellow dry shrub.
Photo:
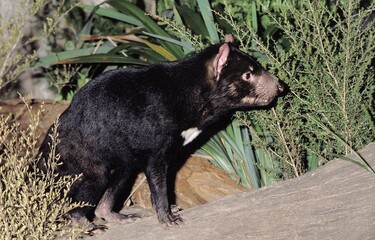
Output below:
[0,99,89,239]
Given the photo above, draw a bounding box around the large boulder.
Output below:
[130,156,247,210]
[95,142,375,240]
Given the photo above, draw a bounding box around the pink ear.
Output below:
[214,43,230,80]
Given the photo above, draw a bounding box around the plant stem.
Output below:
[272,108,300,177]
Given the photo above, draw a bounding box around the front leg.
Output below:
[144,160,183,226]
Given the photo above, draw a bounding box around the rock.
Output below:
[131,156,247,210]
[93,142,375,240]
[0,99,69,146]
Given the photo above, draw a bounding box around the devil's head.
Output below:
[206,35,288,109]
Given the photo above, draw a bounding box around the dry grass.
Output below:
[0,97,89,239]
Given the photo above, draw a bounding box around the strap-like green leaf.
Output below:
[142,31,195,53]
[176,5,209,38]
[33,46,113,67]
[79,4,144,26]
[58,54,149,65]
[107,0,184,59]
[197,0,220,43]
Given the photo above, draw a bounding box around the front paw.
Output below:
[159,212,184,228]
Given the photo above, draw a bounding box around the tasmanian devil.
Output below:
[38,35,287,227]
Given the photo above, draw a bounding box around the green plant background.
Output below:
[35,0,375,187]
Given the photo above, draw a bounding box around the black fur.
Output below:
[39,40,287,226]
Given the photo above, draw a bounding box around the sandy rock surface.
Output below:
[92,142,375,240]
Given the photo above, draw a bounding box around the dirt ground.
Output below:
[91,142,375,240]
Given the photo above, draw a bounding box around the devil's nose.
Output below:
[276,80,289,95]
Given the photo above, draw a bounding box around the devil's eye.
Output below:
[242,72,251,81]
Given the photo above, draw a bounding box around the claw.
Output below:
[161,212,184,229]
[86,224,107,236]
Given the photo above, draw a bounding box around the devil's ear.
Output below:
[208,34,234,81]
[213,43,230,80]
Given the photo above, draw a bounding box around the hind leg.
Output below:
[67,176,108,222]
[94,168,140,224]
[65,162,110,225]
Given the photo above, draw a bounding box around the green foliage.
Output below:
[197,119,281,188]
[47,65,78,100]
[35,0,194,70]
[0,98,89,239]
[35,0,375,191]
[47,65,90,101]
[34,0,298,188]
[221,0,375,177]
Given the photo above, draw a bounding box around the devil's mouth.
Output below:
[256,98,273,106]
[240,96,275,106]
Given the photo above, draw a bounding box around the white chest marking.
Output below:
[181,127,202,146]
